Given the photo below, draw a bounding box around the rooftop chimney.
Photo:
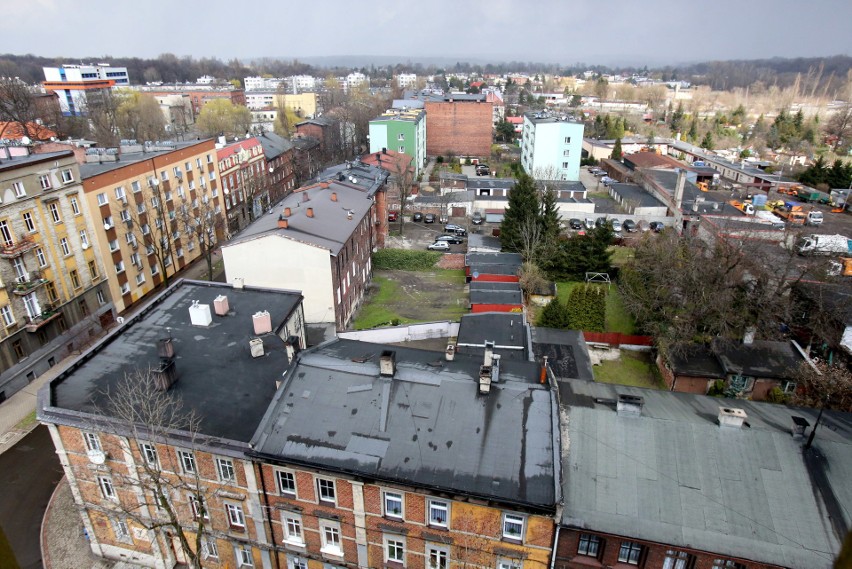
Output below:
[153,358,177,391]
[306,207,314,218]
[188,300,212,327]
[213,295,229,316]
[278,216,289,229]
[791,416,810,438]
[379,350,396,377]
[331,192,338,202]
[617,394,644,417]
[445,343,455,361]
[232,277,244,289]
[479,364,493,394]
[302,192,310,202]
[540,356,548,385]
[483,341,495,367]
[252,310,272,334]
[157,338,175,359]
[249,338,265,358]
[382,147,388,154]
[743,326,756,345]
[284,207,292,217]
[718,407,747,429]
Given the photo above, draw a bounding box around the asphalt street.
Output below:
[0,425,63,569]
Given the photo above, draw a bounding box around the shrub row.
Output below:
[566,284,607,332]
[372,249,442,271]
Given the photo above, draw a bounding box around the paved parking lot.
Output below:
[386,219,472,253]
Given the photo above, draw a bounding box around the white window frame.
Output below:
[288,555,308,569]
[79,229,89,248]
[115,260,125,274]
[317,477,336,504]
[216,457,236,483]
[97,193,108,206]
[190,494,209,521]
[383,491,403,519]
[428,546,449,569]
[48,202,61,223]
[0,305,15,327]
[235,544,254,567]
[70,196,80,215]
[131,180,141,193]
[140,442,158,466]
[178,449,196,474]
[201,537,219,560]
[59,237,69,256]
[98,476,117,501]
[618,541,643,565]
[61,169,74,184]
[498,559,522,569]
[384,535,405,564]
[112,518,130,541]
[120,282,130,295]
[226,502,246,530]
[577,533,601,557]
[662,550,693,569]
[83,431,101,451]
[39,174,51,190]
[135,273,146,285]
[35,247,46,267]
[319,521,342,556]
[276,470,296,496]
[13,181,25,198]
[282,512,305,546]
[501,513,525,540]
[428,500,449,527]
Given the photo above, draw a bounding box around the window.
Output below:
[112,518,130,541]
[70,196,80,215]
[428,547,448,569]
[176,247,184,258]
[83,431,101,451]
[276,470,296,495]
[384,491,403,518]
[23,212,35,232]
[137,203,146,214]
[236,545,253,567]
[207,153,213,164]
[12,339,24,359]
[428,500,448,527]
[577,534,601,557]
[96,289,106,305]
[398,146,405,153]
[60,237,70,256]
[663,551,694,569]
[385,536,405,564]
[397,133,405,141]
[135,273,146,285]
[115,187,126,203]
[173,166,182,177]
[61,169,74,184]
[618,542,643,565]
[713,560,745,569]
[201,537,219,560]
[140,442,158,466]
[115,260,125,273]
[317,478,336,503]
[288,556,307,569]
[97,193,108,206]
[36,248,46,267]
[283,513,304,545]
[178,450,196,473]
[226,503,246,530]
[562,162,569,169]
[108,239,119,252]
[103,215,113,229]
[498,560,522,569]
[45,282,58,302]
[190,494,209,520]
[320,522,342,555]
[130,252,141,266]
[79,229,89,248]
[502,513,525,540]
[141,223,150,235]
[48,202,61,223]
[216,458,236,482]
[98,476,116,500]
[79,299,89,316]
[563,150,570,156]
[39,174,51,190]
[0,305,14,327]
[119,209,131,222]
[120,282,130,295]
[69,269,81,289]
[160,170,168,181]
[131,180,141,193]
[564,136,571,144]
[88,260,98,279]
[13,181,25,198]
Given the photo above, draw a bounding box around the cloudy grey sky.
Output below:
[2,0,850,66]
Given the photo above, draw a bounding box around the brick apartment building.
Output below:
[424,94,493,158]
[216,137,269,235]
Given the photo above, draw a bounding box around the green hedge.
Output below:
[372,249,442,271]
[566,284,607,332]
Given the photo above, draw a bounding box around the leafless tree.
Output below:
[790,360,852,412]
[176,188,226,281]
[824,103,852,151]
[85,89,121,147]
[0,76,56,140]
[93,369,212,568]
[386,153,416,235]
[125,177,177,288]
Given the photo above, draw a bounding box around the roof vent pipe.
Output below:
[331,192,337,202]
[617,394,644,417]
[718,407,747,428]
[306,207,314,218]
[379,350,396,377]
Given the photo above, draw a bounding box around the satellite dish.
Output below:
[116,316,125,324]
[472,271,480,279]
[87,449,106,464]
[50,136,57,142]
[21,136,31,145]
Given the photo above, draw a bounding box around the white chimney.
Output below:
[249,338,264,358]
[743,327,756,345]
[253,311,272,335]
[617,394,643,417]
[214,295,230,316]
[188,300,212,327]
[479,364,493,394]
[379,350,396,377]
[718,407,747,429]
[233,277,244,289]
[483,341,494,367]
[445,343,456,361]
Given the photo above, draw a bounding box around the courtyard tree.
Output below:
[0,76,56,141]
[115,91,167,142]
[611,137,623,160]
[196,99,252,139]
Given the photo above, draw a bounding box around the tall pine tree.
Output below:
[611,138,623,160]
[500,173,540,254]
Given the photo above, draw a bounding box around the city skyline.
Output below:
[2,0,851,67]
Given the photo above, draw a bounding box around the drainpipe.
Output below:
[549,524,561,569]
[255,461,282,569]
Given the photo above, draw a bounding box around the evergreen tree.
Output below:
[670,101,685,133]
[613,116,625,139]
[537,298,570,328]
[700,131,714,150]
[687,117,698,141]
[539,185,562,243]
[500,173,540,254]
[611,138,623,160]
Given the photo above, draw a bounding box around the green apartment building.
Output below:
[369,108,426,176]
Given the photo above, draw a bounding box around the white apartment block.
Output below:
[289,75,317,91]
[396,73,418,88]
[521,112,585,181]
[344,72,368,91]
[244,76,285,91]
[42,64,129,116]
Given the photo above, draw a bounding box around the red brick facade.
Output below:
[556,528,781,569]
[425,100,493,157]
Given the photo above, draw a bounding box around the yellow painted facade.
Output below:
[276,92,318,118]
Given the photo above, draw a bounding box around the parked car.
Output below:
[622,219,637,232]
[435,235,464,244]
[475,164,490,176]
[424,213,436,223]
[584,218,595,229]
[388,211,399,222]
[439,213,449,224]
[413,212,423,222]
[601,176,614,186]
[472,212,484,225]
[445,223,464,232]
[649,221,665,233]
[569,218,583,230]
[611,219,622,233]
[595,217,607,228]
[427,241,450,251]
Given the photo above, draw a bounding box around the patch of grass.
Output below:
[608,245,634,267]
[354,277,415,330]
[15,410,37,431]
[594,350,663,389]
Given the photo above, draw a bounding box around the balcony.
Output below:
[9,271,48,296]
[25,305,61,332]
[0,236,37,258]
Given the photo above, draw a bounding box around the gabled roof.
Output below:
[360,149,414,177]
[712,339,803,379]
[251,339,558,510]
[257,131,294,160]
[561,380,852,569]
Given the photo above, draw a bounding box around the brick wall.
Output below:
[425,101,493,157]
[556,528,782,569]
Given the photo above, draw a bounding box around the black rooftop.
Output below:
[456,312,531,361]
[531,328,594,381]
[42,280,303,443]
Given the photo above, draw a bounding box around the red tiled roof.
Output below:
[0,122,57,141]
[361,150,414,175]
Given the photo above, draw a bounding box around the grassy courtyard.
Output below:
[593,350,665,389]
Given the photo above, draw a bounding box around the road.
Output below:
[0,425,63,569]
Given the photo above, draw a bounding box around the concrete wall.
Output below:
[223,235,334,323]
[338,321,460,343]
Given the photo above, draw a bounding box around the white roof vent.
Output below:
[232,277,244,289]
[249,338,265,358]
[718,407,747,429]
[188,300,212,327]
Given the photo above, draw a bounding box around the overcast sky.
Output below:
[3,0,851,67]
